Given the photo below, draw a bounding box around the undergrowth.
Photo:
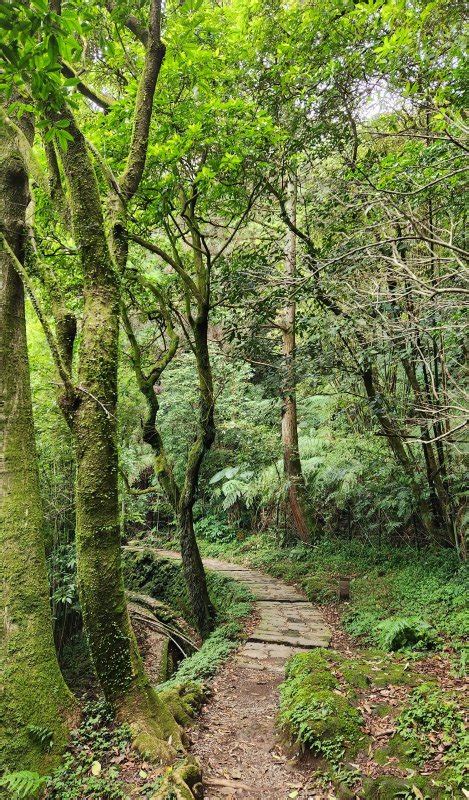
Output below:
[196,531,468,659]
[44,700,131,800]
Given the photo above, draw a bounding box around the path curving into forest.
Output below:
[155,549,332,798]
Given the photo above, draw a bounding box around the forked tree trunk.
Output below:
[125,302,215,639]
[280,177,311,543]
[0,113,76,772]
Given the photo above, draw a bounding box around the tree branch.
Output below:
[118,0,165,200]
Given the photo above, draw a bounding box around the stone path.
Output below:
[152,549,331,671]
[149,548,332,798]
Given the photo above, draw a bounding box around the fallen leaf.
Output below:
[288,792,299,799]
[90,761,101,776]
[412,786,424,800]
[139,770,148,779]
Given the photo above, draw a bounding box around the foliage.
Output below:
[124,549,252,687]
[396,685,468,787]
[160,623,242,688]
[2,0,467,788]
[376,617,437,652]
[194,514,238,544]
[0,771,47,799]
[45,701,131,800]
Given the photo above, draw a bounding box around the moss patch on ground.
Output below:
[278,650,367,763]
[278,648,426,764]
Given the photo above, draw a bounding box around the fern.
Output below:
[377,616,436,651]
[27,724,53,749]
[0,771,47,799]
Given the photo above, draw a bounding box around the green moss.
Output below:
[340,651,423,691]
[278,650,366,763]
[373,747,389,766]
[378,731,426,769]
[375,703,393,718]
[362,774,447,798]
[303,573,337,603]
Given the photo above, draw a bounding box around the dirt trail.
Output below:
[156,549,332,799]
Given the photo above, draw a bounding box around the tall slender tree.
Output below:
[0,110,77,772]
[278,176,312,542]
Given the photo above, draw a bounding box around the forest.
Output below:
[0,0,467,797]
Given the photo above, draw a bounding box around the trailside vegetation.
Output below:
[0,0,466,796]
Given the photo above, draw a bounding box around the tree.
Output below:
[278,176,312,542]
[1,0,198,770]
[0,109,77,772]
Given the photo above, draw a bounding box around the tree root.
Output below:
[151,756,204,799]
[118,680,205,792]
[158,681,206,728]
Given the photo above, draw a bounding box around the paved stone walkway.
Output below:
[129,546,332,797]
[153,550,331,671]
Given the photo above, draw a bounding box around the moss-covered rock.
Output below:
[278,647,430,774]
[278,650,366,762]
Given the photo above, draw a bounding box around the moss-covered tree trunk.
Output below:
[57,111,183,760]
[0,113,76,772]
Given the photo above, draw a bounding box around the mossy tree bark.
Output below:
[0,112,77,772]
[54,110,185,761]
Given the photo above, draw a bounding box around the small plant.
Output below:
[376,616,437,651]
[45,700,131,799]
[209,465,254,511]
[27,724,54,750]
[0,771,47,799]
[395,684,467,787]
[195,514,237,543]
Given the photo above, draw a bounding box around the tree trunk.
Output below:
[178,311,216,637]
[280,177,311,543]
[0,113,76,772]
[179,504,215,638]
[58,111,182,760]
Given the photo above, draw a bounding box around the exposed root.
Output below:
[117,681,184,763]
[151,756,203,799]
[159,681,206,728]
[117,676,205,780]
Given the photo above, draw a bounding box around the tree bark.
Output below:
[57,111,183,760]
[126,301,215,638]
[179,311,216,637]
[280,177,311,543]
[0,112,76,772]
